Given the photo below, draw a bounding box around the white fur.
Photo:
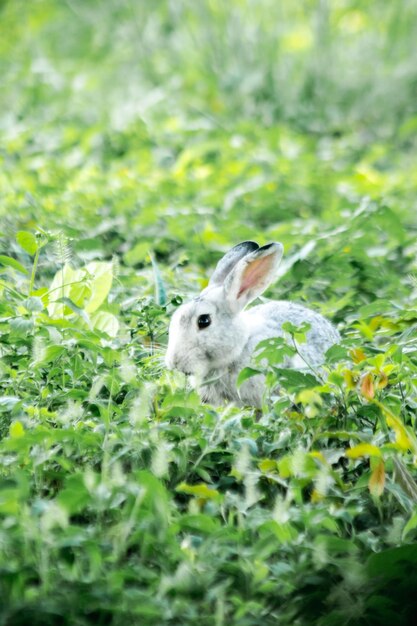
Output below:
[165,241,340,407]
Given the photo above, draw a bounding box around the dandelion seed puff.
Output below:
[53,232,72,265]
[120,356,136,384]
[129,384,156,425]
[31,336,46,365]
[151,444,169,478]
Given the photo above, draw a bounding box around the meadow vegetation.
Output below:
[1,1,417,624]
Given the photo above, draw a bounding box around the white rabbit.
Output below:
[165,241,340,407]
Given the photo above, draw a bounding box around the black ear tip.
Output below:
[258,242,283,252]
[235,241,259,251]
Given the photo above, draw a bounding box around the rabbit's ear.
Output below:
[209,241,259,286]
[224,243,283,312]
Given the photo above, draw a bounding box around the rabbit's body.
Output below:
[197,300,339,407]
[165,241,339,407]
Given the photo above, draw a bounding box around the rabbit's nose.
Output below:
[165,352,191,375]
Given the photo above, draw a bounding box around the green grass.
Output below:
[1,1,417,624]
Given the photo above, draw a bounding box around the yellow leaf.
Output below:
[346,443,382,459]
[311,489,324,503]
[386,415,415,452]
[350,348,367,363]
[369,316,384,331]
[369,459,385,497]
[343,370,357,390]
[309,451,326,463]
[296,389,323,406]
[176,482,221,501]
[377,371,389,389]
[360,373,375,400]
[258,459,278,473]
[375,401,417,454]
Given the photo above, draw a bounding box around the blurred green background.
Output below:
[1,0,417,313]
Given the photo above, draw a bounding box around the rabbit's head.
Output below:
[165,241,283,377]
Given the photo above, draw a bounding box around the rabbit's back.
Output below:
[245,300,340,366]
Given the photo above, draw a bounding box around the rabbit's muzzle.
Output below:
[165,351,192,376]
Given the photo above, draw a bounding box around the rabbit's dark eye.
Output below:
[197,314,211,330]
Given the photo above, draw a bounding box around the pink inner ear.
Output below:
[237,256,273,298]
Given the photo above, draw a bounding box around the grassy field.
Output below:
[1,1,417,624]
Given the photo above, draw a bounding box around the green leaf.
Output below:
[9,421,25,438]
[0,488,20,515]
[124,241,150,266]
[402,509,417,540]
[282,321,311,343]
[84,261,114,313]
[136,471,171,531]
[325,344,349,363]
[57,474,91,515]
[16,231,38,255]
[314,533,359,556]
[32,345,65,368]
[255,337,295,365]
[178,514,221,533]
[58,297,91,327]
[0,255,28,275]
[237,367,261,388]
[273,367,320,390]
[47,261,113,317]
[91,311,119,337]
[393,458,417,502]
[261,520,297,544]
[367,544,417,579]
[23,296,44,312]
[315,430,364,441]
[358,300,394,317]
[47,264,84,317]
